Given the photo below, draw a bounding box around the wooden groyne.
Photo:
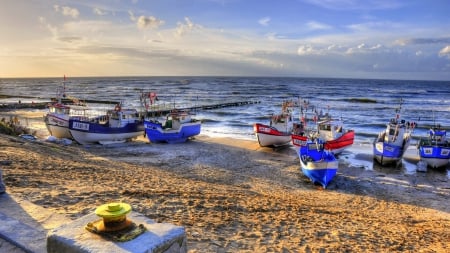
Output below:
[145,100,260,117]
[0,98,120,110]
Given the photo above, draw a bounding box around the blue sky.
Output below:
[1,0,449,80]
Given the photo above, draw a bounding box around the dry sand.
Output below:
[1,127,450,252]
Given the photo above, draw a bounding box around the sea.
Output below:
[1,76,450,174]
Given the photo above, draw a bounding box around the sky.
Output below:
[1,0,449,80]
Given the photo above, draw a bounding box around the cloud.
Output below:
[93,7,107,16]
[297,45,314,55]
[439,45,450,58]
[395,37,450,46]
[58,36,83,43]
[54,5,80,18]
[258,17,271,26]
[137,16,165,29]
[306,21,332,30]
[175,17,198,36]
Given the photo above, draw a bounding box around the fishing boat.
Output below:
[293,136,339,188]
[292,103,354,155]
[417,125,450,169]
[144,110,201,143]
[373,100,415,166]
[69,105,144,145]
[43,76,88,139]
[44,103,88,139]
[254,101,294,147]
[316,116,355,155]
[139,91,201,143]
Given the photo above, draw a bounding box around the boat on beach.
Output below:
[373,100,415,166]
[144,109,202,143]
[254,101,294,147]
[293,136,339,188]
[43,77,88,139]
[69,105,144,145]
[44,103,88,139]
[417,125,450,169]
[140,91,201,143]
[292,103,354,155]
[316,116,355,155]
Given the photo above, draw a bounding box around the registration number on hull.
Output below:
[72,122,89,131]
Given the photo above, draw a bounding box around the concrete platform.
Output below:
[0,193,71,253]
[47,212,187,253]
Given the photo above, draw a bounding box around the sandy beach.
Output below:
[1,125,450,252]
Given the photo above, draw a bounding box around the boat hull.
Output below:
[144,120,201,143]
[324,130,355,154]
[254,123,291,147]
[44,114,71,138]
[69,119,144,145]
[418,145,450,168]
[373,140,410,166]
[298,143,338,188]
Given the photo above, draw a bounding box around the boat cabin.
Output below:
[107,109,141,128]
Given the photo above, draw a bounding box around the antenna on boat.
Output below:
[63,74,67,98]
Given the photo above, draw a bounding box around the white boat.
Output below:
[69,106,144,145]
[44,103,88,139]
[254,101,294,147]
[43,77,88,139]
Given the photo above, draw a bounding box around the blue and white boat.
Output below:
[69,106,144,145]
[144,110,201,143]
[373,100,415,166]
[294,137,339,188]
[417,125,450,169]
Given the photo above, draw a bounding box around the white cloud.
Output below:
[297,45,314,55]
[258,17,271,26]
[306,21,332,30]
[439,45,450,58]
[54,5,80,18]
[137,16,165,29]
[93,7,107,16]
[175,17,197,36]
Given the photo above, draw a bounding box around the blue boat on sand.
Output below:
[373,100,415,166]
[417,125,450,169]
[144,110,201,144]
[293,136,339,189]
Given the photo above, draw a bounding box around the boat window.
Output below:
[389,128,396,135]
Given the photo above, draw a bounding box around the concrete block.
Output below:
[47,212,187,253]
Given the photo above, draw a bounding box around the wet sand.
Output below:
[1,128,450,252]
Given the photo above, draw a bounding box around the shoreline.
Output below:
[1,108,450,251]
[1,131,450,252]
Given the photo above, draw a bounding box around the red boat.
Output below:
[254,101,294,147]
[316,117,354,154]
[323,130,355,153]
